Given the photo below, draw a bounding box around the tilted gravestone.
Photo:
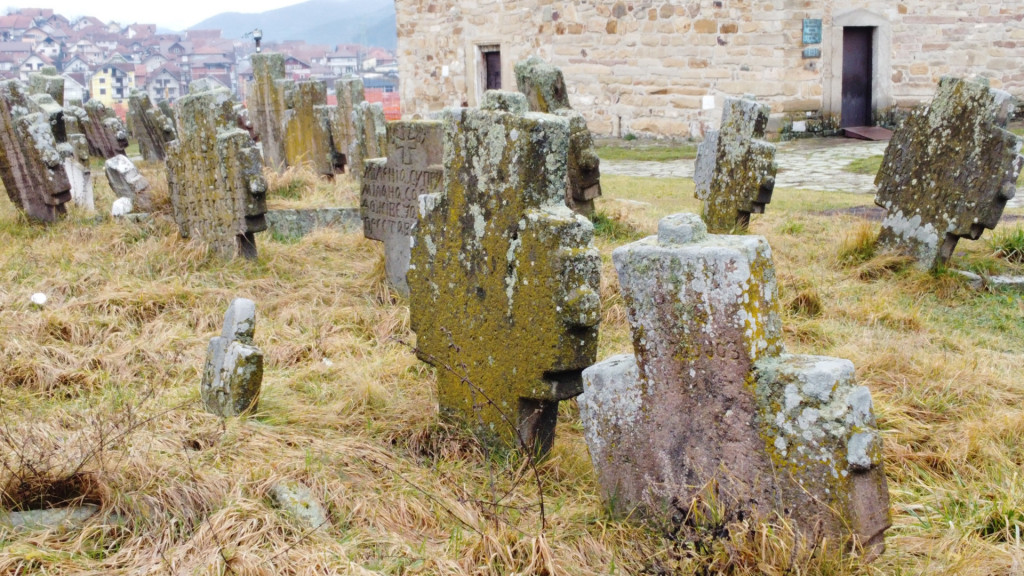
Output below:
[361,120,443,296]
[408,91,601,454]
[283,79,334,177]
[166,85,268,260]
[82,100,128,159]
[328,77,366,173]
[25,70,93,211]
[875,77,1023,268]
[693,98,777,233]
[515,56,602,215]
[105,154,151,212]
[579,213,890,557]
[202,298,264,417]
[249,53,289,170]
[0,80,72,222]
[127,90,176,162]
[349,101,387,186]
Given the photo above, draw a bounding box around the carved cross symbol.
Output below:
[394,124,425,165]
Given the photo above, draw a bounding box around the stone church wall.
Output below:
[395,0,1024,138]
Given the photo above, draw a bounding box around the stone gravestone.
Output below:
[24,70,94,211]
[202,298,264,417]
[82,100,128,159]
[249,53,289,170]
[408,91,601,454]
[166,85,268,259]
[28,66,63,105]
[693,98,777,233]
[105,155,151,212]
[875,77,1023,268]
[283,79,334,177]
[361,120,443,296]
[328,77,366,173]
[0,80,72,222]
[349,101,387,185]
[579,213,890,557]
[515,56,602,215]
[127,90,176,162]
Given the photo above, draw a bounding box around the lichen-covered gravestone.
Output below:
[408,91,601,454]
[283,79,333,177]
[349,101,387,185]
[166,85,268,259]
[693,98,777,233]
[202,298,264,417]
[515,56,602,215]
[875,77,1023,268]
[328,77,366,173]
[24,70,94,211]
[579,213,890,557]
[82,100,128,159]
[249,53,289,170]
[127,90,176,162]
[0,80,72,222]
[361,120,442,296]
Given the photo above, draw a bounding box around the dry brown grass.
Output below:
[0,165,1021,574]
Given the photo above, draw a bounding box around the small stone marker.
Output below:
[578,213,889,557]
[104,154,151,211]
[361,120,443,296]
[875,77,1023,268]
[82,100,128,159]
[515,56,602,215]
[408,91,601,454]
[202,298,264,417]
[328,77,366,173]
[268,480,329,531]
[349,101,387,185]
[693,97,777,233]
[0,80,72,222]
[127,90,176,162]
[166,85,268,259]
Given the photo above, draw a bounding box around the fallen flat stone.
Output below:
[268,480,329,531]
[0,504,99,532]
[104,154,151,211]
[264,208,361,239]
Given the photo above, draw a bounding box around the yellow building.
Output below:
[89,59,135,106]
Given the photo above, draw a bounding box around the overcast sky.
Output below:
[3,1,305,31]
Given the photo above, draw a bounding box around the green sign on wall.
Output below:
[803,19,822,44]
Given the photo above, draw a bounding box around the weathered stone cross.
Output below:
[693,97,777,233]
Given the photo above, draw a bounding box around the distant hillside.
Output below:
[188,0,396,50]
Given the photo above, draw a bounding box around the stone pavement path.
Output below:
[601,136,1023,208]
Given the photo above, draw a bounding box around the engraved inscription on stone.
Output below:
[360,121,442,295]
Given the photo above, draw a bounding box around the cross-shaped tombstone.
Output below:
[166,85,268,260]
[202,298,264,417]
[694,97,777,233]
[515,56,602,215]
[579,213,890,558]
[408,91,601,455]
[360,120,443,296]
[875,77,1023,268]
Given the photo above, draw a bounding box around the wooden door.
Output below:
[842,27,873,127]
[485,51,501,90]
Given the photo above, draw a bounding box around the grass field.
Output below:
[0,162,1022,574]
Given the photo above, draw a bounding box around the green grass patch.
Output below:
[988,224,1024,263]
[843,154,884,175]
[596,143,698,162]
